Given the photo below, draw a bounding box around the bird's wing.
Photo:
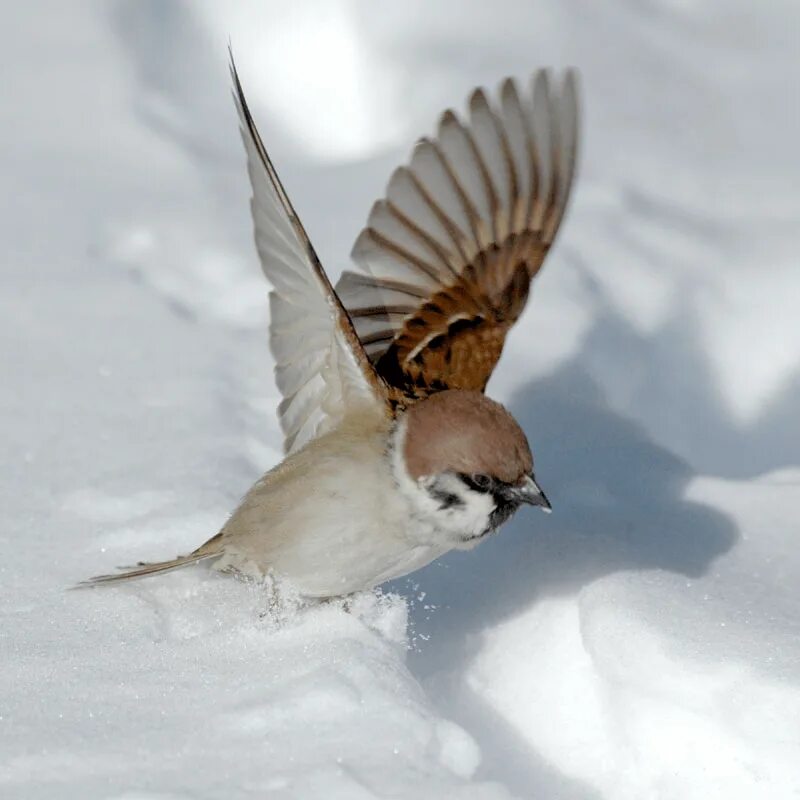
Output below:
[336,70,579,401]
[231,58,389,454]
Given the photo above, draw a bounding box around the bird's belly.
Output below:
[268,516,446,598]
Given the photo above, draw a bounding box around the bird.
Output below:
[82,55,580,598]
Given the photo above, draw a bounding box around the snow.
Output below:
[2,1,799,798]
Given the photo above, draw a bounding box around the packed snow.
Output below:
[2,1,799,798]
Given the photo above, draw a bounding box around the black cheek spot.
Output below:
[430,488,465,511]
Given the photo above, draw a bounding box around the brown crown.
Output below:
[402,390,533,484]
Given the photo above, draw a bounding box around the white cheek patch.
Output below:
[423,473,496,538]
[456,488,496,537]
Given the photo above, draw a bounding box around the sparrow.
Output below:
[83,56,580,598]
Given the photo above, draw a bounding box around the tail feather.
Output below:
[76,534,223,588]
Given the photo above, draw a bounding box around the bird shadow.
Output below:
[388,324,739,799]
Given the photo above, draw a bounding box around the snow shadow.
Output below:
[566,294,800,481]
[392,317,738,798]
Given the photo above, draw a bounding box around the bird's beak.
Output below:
[515,475,552,513]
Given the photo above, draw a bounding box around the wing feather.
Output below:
[499,78,532,235]
[337,69,580,400]
[437,110,493,250]
[230,54,388,452]
[467,88,508,242]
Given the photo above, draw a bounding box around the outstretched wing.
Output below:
[337,70,579,401]
[231,57,388,453]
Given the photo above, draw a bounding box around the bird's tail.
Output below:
[75,534,223,588]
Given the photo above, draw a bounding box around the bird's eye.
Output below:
[473,474,491,490]
[462,473,492,492]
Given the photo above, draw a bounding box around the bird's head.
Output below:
[391,390,550,547]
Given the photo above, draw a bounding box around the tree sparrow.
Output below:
[84,57,579,598]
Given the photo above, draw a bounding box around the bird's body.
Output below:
[83,57,580,597]
[216,406,449,597]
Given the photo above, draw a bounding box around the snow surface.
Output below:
[2,2,799,798]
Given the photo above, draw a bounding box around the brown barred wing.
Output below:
[336,70,580,402]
